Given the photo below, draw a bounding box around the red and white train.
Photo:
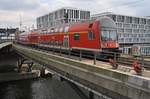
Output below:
[18,17,119,58]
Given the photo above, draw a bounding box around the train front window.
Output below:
[101,30,117,41]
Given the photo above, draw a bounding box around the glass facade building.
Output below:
[37,7,90,29]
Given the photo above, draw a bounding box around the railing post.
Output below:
[59,46,62,56]
[114,52,117,62]
[141,55,144,73]
[79,50,82,61]
[68,48,71,58]
[53,45,55,54]
[94,52,96,65]
[109,52,118,69]
[132,56,143,75]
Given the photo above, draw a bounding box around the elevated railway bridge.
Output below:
[11,43,150,99]
[0,41,150,99]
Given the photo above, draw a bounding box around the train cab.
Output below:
[98,17,119,52]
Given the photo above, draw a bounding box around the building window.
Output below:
[88,31,95,40]
[71,10,73,18]
[133,17,139,24]
[139,25,144,29]
[124,24,130,28]
[112,15,116,22]
[74,33,80,40]
[147,19,150,25]
[74,10,76,19]
[117,15,124,22]
[124,29,132,33]
[140,18,146,24]
[116,23,122,28]
[126,16,132,23]
[118,28,124,33]
[87,11,90,19]
[76,10,78,18]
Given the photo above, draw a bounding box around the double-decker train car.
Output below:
[18,17,119,58]
[18,32,29,45]
[28,31,39,45]
[18,30,39,45]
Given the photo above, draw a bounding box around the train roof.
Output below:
[96,16,116,29]
[37,16,117,33]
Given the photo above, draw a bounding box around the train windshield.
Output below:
[97,16,117,41]
[101,29,117,41]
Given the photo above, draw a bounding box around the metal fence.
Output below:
[16,43,150,76]
[35,45,150,69]
[0,39,13,44]
[0,36,15,44]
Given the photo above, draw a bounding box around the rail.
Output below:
[0,39,14,44]
[19,44,150,71]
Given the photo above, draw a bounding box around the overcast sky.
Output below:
[0,0,149,28]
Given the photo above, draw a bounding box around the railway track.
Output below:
[14,44,150,69]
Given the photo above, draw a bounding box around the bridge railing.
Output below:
[74,49,149,75]
[15,43,150,75]
[38,45,149,74]
[0,37,15,44]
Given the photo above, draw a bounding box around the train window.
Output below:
[59,27,63,32]
[48,29,51,33]
[101,30,117,41]
[51,30,54,32]
[51,28,54,32]
[88,31,95,40]
[74,33,80,40]
[64,26,69,32]
[55,28,58,32]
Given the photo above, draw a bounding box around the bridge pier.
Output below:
[40,66,53,78]
[26,61,34,72]
[17,58,25,72]
[17,58,34,72]
[40,67,46,77]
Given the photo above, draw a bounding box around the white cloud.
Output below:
[0,0,49,28]
[0,0,41,11]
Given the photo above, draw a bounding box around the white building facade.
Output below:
[37,7,90,29]
[92,12,150,55]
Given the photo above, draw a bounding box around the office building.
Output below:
[37,7,90,29]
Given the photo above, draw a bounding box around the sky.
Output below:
[0,0,149,29]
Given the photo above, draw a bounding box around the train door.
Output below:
[63,35,69,48]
